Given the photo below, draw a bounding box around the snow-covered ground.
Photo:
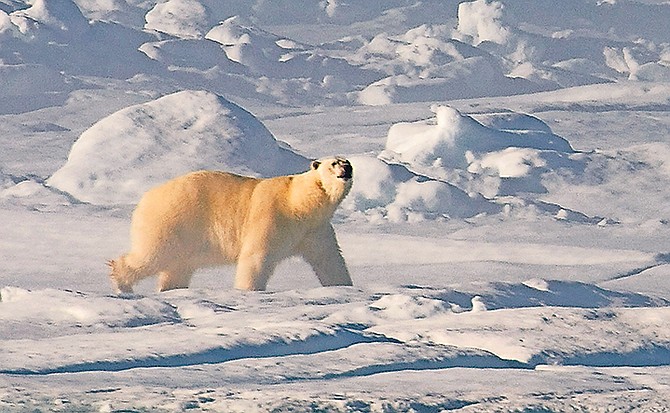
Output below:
[2,0,670,411]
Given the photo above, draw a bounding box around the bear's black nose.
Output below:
[341,163,353,180]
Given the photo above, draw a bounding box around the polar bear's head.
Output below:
[311,156,353,203]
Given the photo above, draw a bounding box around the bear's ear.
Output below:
[311,160,321,170]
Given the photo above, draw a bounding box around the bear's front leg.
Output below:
[299,223,353,287]
[234,245,277,291]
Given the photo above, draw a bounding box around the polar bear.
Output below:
[108,157,353,292]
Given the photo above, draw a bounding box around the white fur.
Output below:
[108,157,353,292]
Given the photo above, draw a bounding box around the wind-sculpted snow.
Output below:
[3,280,670,410]
[341,156,501,222]
[1,282,669,377]
[5,91,667,224]
[377,105,594,219]
[383,105,573,170]
[0,287,182,340]
[374,103,670,224]
[2,0,667,107]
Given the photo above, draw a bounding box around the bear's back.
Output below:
[137,170,259,214]
[129,171,264,264]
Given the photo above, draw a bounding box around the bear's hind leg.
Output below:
[157,268,194,292]
[108,254,155,294]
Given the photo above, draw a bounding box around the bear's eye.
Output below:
[331,161,338,167]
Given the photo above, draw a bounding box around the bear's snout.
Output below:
[337,161,353,181]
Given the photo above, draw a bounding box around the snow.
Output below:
[47,90,307,205]
[145,0,208,39]
[2,0,670,411]
[341,156,498,222]
[455,0,510,45]
[383,105,573,170]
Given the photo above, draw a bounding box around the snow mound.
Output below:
[139,15,379,105]
[369,294,450,320]
[382,105,573,170]
[337,109,608,223]
[205,16,378,94]
[0,169,76,209]
[354,24,548,105]
[379,106,652,225]
[1,1,161,81]
[0,178,78,209]
[0,287,181,339]
[144,0,209,39]
[341,156,500,223]
[455,0,510,46]
[47,90,307,205]
[8,0,89,36]
[205,16,295,68]
[0,0,666,111]
[348,25,484,76]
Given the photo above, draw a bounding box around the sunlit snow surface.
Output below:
[2,0,670,411]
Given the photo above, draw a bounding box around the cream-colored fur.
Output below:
[108,157,353,292]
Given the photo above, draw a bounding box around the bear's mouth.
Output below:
[337,164,353,181]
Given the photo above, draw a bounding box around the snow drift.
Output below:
[376,102,670,224]
[2,282,669,376]
[2,0,667,107]
[47,90,308,205]
[354,23,549,105]
[341,156,500,222]
[380,104,580,202]
[383,105,573,170]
